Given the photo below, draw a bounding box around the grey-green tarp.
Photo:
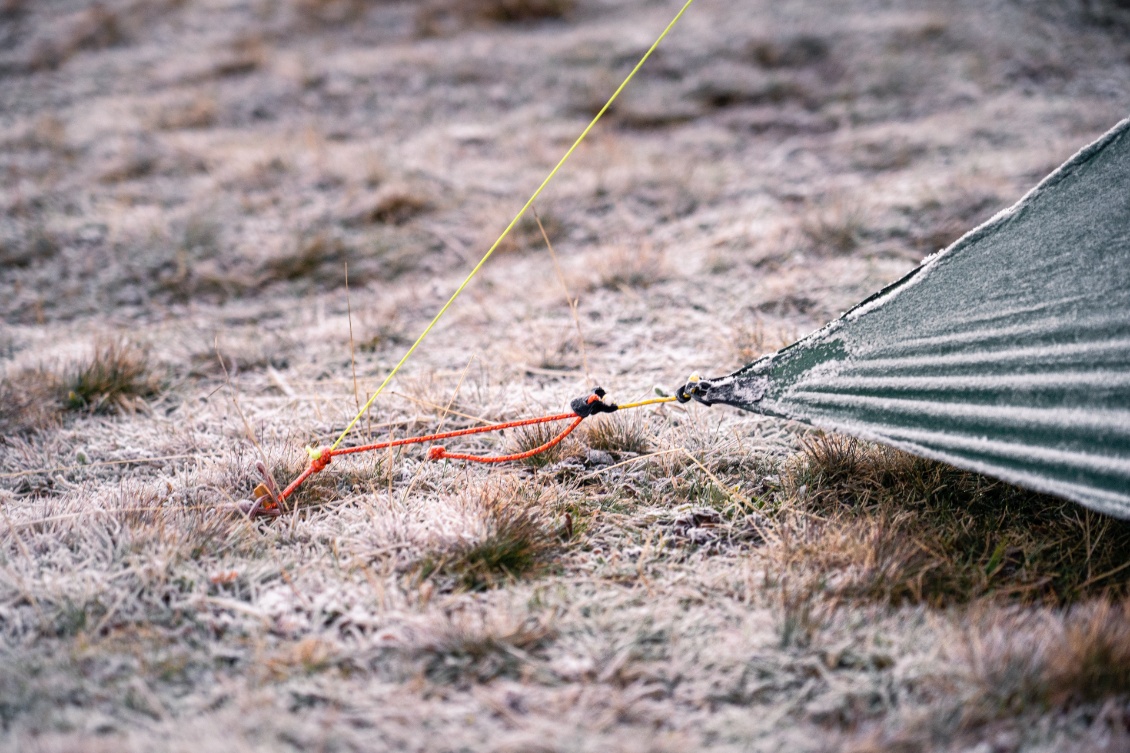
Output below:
[682,116,1130,518]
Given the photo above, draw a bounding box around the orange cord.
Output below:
[260,389,678,514]
[427,417,583,464]
[275,410,578,503]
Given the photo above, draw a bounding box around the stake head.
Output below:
[236,466,283,519]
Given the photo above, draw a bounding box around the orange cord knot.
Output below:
[427,446,447,461]
[307,446,333,473]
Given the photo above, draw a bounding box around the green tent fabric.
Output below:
[681,116,1130,518]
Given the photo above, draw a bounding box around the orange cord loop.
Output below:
[429,416,584,464]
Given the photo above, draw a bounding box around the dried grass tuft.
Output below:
[260,229,419,288]
[729,316,795,364]
[510,421,575,468]
[774,573,827,649]
[212,33,266,78]
[959,599,1130,721]
[261,230,352,284]
[293,0,367,25]
[800,199,868,254]
[365,187,432,226]
[508,325,583,374]
[748,34,830,69]
[1046,599,1130,704]
[417,0,574,35]
[469,0,574,23]
[62,339,161,414]
[2,339,163,433]
[594,243,668,290]
[582,412,650,456]
[769,434,1130,606]
[416,480,561,590]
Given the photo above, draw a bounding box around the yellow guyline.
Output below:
[329,0,696,453]
[615,396,677,411]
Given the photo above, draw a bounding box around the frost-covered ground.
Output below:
[3,0,1130,750]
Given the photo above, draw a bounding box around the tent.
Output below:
[680,116,1130,518]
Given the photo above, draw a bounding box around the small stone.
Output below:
[586,449,614,466]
